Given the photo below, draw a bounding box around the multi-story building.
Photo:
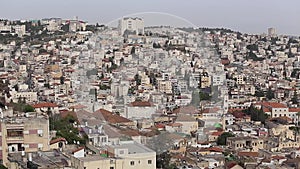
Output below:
[199,72,211,88]
[67,19,87,32]
[268,27,276,37]
[0,114,50,166]
[227,136,264,152]
[9,90,38,103]
[71,155,124,169]
[13,25,26,36]
[157,79,172,94]
[125,101,156,120]
[107,141,156,169]
[72,141,156,169]
[212,73,225,86]
[119,17,144,35]
[255,102,300,124]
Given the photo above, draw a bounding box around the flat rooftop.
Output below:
[111,141,155,154]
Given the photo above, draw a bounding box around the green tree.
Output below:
[0,164,7,169]
[130,46,135,54]
[255,90,264,97]
[60,76,65,85]
[134,74,141,86]
[266,88,274,100]
[24,105,35,112]
[246,44,259,51]
[243,104,269,124]
[50,114,86,145]
[291,90,298,105]
[199,91,211,101]
[157,152,172,169]
[153,42,161,48]
[217,132,235,145]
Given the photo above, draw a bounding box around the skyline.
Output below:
[1,0,300,36]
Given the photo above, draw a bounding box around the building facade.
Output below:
[0,115,50,166]
[119,17,144,35]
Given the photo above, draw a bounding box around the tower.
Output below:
[268,28,276,37]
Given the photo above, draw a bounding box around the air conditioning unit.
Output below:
[38,133,43,137]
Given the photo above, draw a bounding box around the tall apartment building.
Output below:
[268,27,276,37]
[0,114,50,166]
[118,17,144,35]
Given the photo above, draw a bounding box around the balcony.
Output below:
[6,136,24,143]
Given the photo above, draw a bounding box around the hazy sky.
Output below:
[1,0,300,35]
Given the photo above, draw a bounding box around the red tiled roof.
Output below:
[272,155,286,160]
[95,109,132,124]
[72,147,84,154]
[238,151,259,157]
[102,58,110,62]
[231,111,246,119]
[207,147,223,152]
[155,123,165,128]
[221,58,230,65]
[211,131,223,136]
[69,104,87,109]
[32,102,58,108]
[263,107,271,113]
[228,108,246,113]
[168,123,183,127]
[129,101,152,107]
[289,108,300,112]
[258,102,288,109]
[202,107,220,114]
[227,162,238,169]
[120,129,140,136]
[60,111,78,120]
[172,106,199,114]
[270,116,293,122]
[50,137,66,145]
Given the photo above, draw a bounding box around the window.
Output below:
[110,167,114,169]
[130,161,135,166]
[148,160,152,164]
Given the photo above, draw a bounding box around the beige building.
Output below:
[157,79,172,94]
[227,136,264,152]
[9,90,38,103]
[107,141,156,169]
[265,125,300,152]
[199,72,211,88]
[175,114,198,135]
[256,102,300,124]
[0,114,50,167]
[71,155,124,169]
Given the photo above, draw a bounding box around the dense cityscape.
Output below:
[0,15,299,169]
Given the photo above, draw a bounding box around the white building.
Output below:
[212,73,226,86]
[9,90,38,103]
[125,101,156,120]
[119,17,144,35]
[13,25,26,36]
